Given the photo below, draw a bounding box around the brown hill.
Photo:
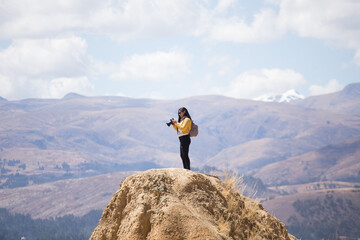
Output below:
[90,169,296,240]
[206,137,315,171]
[295,82,360,116]
[262,187,360,239]
[253,136,360,185]
[0,171,133,218]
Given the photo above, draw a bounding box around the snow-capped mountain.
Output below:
[254,89,305,103]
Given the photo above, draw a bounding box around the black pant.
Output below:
[179,135,191,170]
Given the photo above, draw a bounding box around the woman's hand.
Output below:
[171,119,177,124]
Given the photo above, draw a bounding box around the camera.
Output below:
[166,118,174,127]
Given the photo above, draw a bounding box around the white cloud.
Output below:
[1,0,359,49]
[0,0,104,39]
[101,0,205,41]
[0,76,94,100]
[265,0,281,4]
[354,49,360,67]
[206,0,360,48]
[110,50,190,81]
[0,36,95,100]
[0,0,358,100]
[223,68,306,99]
[205,0,360,73]
[0,37,90,77]
[215,0,236,13]
[0,75,13,97]
[277,0,360,49]
[309,79,343,96]
[46,77,94,98]
[0,0,206,41]
[208,8,283,43]
[206,55,240,77]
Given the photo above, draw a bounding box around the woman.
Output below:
[171,107,192,170]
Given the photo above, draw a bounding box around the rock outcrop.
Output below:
[91,169,296,240]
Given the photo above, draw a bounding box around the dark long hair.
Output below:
[178,107,192,123]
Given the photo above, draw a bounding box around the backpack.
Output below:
[190,120,198,137]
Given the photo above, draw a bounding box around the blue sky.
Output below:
[0,0,359,100]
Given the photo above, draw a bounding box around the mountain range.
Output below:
[1,86,359,178]
[1,82,360,239]
[294,82,360,116]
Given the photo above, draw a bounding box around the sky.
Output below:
[0,0,360,101]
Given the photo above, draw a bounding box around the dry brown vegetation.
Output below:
[219,172,289,239]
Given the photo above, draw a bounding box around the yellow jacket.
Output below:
[173,117,192,137]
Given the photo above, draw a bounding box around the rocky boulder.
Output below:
[91,168,296,240]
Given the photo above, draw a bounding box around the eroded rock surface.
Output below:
[91,168,296,240]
